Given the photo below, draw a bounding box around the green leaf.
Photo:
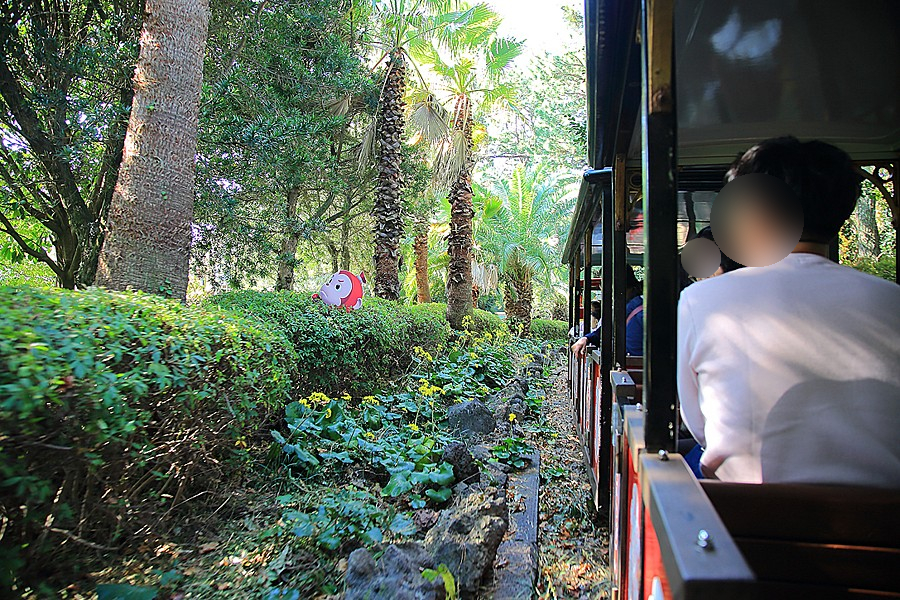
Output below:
[424,487,452,503]
[382,472,413,497]
[96,584,159,600]
[389,513,417,536]
[363,526,383,544]
[429,462,455,486]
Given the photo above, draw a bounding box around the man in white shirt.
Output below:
[677,136,900,488]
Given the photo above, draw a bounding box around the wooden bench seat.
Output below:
[701,481,900,597]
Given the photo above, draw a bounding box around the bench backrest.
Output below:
[701,481,900,597]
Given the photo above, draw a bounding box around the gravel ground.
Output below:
[528,361,610,600]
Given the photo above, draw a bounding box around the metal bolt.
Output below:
[658,450,669,461]
[697,529,713,550]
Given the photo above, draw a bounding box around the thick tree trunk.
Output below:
[96,0,210,300]
[413,230,431,303]
[446,94,474,329]
[856,193,881,258]
[371,48,405,300]
[503,276,533,337]
[275,188,301,290]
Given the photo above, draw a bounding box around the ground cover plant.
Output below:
[1,288,550,597]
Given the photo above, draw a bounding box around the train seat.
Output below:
[701,480,900,598]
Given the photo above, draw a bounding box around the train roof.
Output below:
[565,0,900,263]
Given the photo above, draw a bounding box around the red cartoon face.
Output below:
[316,272,354,306]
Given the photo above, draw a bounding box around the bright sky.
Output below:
[487,0,583,59]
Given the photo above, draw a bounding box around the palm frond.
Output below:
[485,37,524,78]
[479,82,517,112]
[432,129,468,187]
[408,95,450,144]
[357,120,377,172]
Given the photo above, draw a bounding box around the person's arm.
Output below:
[677,293,706,448]
[571,324,601,357]
[584,325,602,348]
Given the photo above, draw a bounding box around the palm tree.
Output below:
[415,19,522,328]
[478,165,570,336]
[96,0,210,299]
[364,1,495,300]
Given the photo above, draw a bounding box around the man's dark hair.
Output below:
[590,300,602,320]
[696,226,744,273]
[726,136,861,243]
[625,265,641,292]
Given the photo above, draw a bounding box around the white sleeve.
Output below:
[677,293,706,447]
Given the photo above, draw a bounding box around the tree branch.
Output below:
[0,209,65,281]
[0,60,90,220]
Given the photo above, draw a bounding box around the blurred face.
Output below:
[711,174,803,267]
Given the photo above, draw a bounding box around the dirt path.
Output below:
[526,360,609,600]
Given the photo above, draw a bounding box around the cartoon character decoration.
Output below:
[312,270,366,310]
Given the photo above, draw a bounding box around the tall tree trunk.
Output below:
[503,275,533,337]
[96,0,210,300]
[413,230,431,303]
[276,188,300,290]
[856,192,881,258]
[371,48,405,300]
[446,94,474,329]
[340,203,352,270]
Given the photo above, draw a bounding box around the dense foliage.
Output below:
[0,0,142,288]
[530,318,568,341]
[207,292,452,395]
[0,286,297,585]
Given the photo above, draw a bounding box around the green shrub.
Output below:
[472,308,508,336]
[208,292,450,396]
[0,286,297,583]
[408,303,452,349]
[401,302,508,336]
[530,318,568,341]
[845,255,896,282]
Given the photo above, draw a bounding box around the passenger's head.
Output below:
[696,226,744,274]
[625,265,641,296]
[726,136,861,244]
[590,300,602,320]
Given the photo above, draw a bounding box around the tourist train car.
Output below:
[565,0,900,598]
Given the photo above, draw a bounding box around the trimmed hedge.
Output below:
[208,292,451,396]
[406,302,508,337]
[530,318,568,341]
[0,286,297,580]
[473,307,508,336]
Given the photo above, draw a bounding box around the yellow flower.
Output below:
[363,395,378,405]
[308,392,331,406]
[324,408,332,419]
[364,431,376,440]
[407,423,420,432]
[341,393,352,402]
[412,346,434,362]
[508,413,517,422]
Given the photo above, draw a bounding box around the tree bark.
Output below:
[446,93,474,329]
[371,48,406,300]
[413,230,431,303]
[856,192,881,258]
[95,0,210,300]
[275,188,301,290]
[340,194,352,270]
[503,276,533,337]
